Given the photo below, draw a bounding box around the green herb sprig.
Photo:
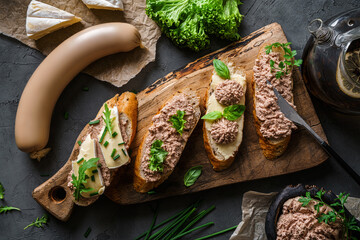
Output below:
[24,214,48,230]
[213,59,230,79]
[298,191,360,238]
[0,182,4,199]
[0,206,21,214]
[102,103,114,138]
[202,104,245,121]
[169,110,187,135]
[71,158,99,201]
[149,140,168,172]
[265,42,303,79]
[184,166,203,187]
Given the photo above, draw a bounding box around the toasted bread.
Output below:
[68,92,137,206]
[203,60,247,171]
[252,44,294,160]
[133,91,201,193]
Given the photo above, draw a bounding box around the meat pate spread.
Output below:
[253,51,296,139]
[210,118,239,144]
[277,197,342,240]
[141,93,198,182]
[215,80,244,106]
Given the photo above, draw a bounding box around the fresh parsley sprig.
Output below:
[202,104,245,121]
[169,110,187,135]
[24,214,48,230]
[0,182,4,199]
[71,158,99,201]
[298,190,360,238]
[149,140,168,172]
[213,59,230,79]
[0,206,21,214]
[265,42,303,79]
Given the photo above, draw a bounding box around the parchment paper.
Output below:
[230,191,360,240]
[0,0,161,87]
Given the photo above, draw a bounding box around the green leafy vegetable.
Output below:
[265,42,303,79]
[213,59,230,79]
[0,182,4,199]
[0,206,20,213]
[169,110,187,135]
[24,214,48,230]
[146,0,243,51]
[202,104,245,121]
[149,140,168,172]
[147,190,156,195]
[184,166,202,187]
[71,158,99,201]
[298,190,360,238]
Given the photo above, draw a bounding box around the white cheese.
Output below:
[98,105,130,169]
[26,0,82,40]
[72,135,105,198]
[204,62,247,160]
[81,0,124,10]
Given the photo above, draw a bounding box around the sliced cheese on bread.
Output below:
[81,0,124,10]
[98,105,130,169]
[26,0,82,40]
[71,134,105,198]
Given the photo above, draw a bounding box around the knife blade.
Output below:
[266,80,360,186]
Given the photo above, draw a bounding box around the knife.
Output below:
[266,80,360,186]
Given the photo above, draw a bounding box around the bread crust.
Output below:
[133,91,200,193]
[252,43,293,160]
[71,92,137,206]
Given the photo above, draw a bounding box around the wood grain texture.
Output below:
[105,22,328,204]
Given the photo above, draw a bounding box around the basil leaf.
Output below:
[184,166,202,187]
[201,111,223,120]
[213,59,230,79]
[169,110,186,135]
[223,104,245,121]
[149,140,168,172]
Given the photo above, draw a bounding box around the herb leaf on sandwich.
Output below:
[202,104,245,121]
[169,110,187,135]
[149,140,168,172]
[213,59,230,79]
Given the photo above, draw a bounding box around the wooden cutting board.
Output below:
[32,22,328,221]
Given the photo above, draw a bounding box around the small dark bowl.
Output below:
[265,184,360,240]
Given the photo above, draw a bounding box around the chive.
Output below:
[84,227,92,238]
[99,128,107,143]
[64,112,69,120]
[148,191,156,195]
[104,141,109,147]
[40,174,49,177]
[171,222,214,240]
[112,132,118,137]
[111,149,116,158]
[90,192,98,197]
[77,140,82,146]
[92,169,98,174]
[91,175,95,182]
[85,174,89,179]
[145,207,158,240]
[113,154,120,160]
[82,86,89,91]
[77,158,84,163]
[194,225,238,240]
[163,208,196,240]
[177,205,215,236]
[97,163,102,168]
[122,149,127,156]
[118,142,125,146]
[89,120,100,125]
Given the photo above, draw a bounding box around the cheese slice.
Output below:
[98,105,130,169]
[26,0,82,40]
[204,62,247,160]
[72,135,105,198]
[81,0,124,10]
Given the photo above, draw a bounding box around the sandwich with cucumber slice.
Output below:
[67,92,138,206]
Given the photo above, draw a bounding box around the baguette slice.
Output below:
[68,92,137,206]
[203,61,247,171]
[134,91,201,193]
[252,44,294,160]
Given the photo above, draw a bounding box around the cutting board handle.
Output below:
[32,161,74,222]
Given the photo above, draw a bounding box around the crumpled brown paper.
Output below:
[0,0,161,87]
[230,191,360,240]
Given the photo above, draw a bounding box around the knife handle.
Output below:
[321,141,360,186]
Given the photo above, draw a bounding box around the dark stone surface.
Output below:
[1,0,360,239]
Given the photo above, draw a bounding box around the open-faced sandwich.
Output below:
[67,92,137,206]
[252,42,299,160]
[202,59,246,171]
[133,91,201,193]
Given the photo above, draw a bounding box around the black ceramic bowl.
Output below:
[265,184,360,240]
